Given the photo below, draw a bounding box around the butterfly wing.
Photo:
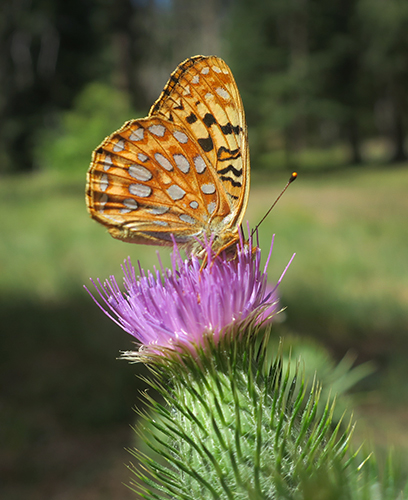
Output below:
[86,55,249,254]
[150,56,250,230]
[86,116,229,248]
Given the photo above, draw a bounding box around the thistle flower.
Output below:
[86,233,294,359]
[85,234,383,499]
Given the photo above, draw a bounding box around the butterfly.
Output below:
[86,55,249,258]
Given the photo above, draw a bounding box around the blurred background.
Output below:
[1,0,408,498]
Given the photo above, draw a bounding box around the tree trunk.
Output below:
[110,0,146,110]
[288,0,309,153]
[390,105,407,163]
[346,115,362,165]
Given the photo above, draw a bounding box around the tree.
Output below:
[0,0,108,173]
[358,0,408,162]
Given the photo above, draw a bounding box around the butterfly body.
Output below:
[86,55,249,257]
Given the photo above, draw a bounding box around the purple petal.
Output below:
[85,230,294,357]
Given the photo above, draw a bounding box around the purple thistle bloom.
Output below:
[86,232,294,358]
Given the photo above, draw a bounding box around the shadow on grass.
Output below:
[0,295,150,498]
[283,287,408,367]
[2,284,407,497]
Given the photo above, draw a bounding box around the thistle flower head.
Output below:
[86,232,294,359]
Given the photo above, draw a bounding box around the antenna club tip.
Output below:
[289,172,298,183]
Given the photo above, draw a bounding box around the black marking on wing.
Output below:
[149,56,205,115]
[202,113,241,136]
[96,147,104,155]
[220,176,242,188]
[203,113,217,127]
[162,73,181,99]
[228,193,239,200]
[174,100,184,110]
[218,164,242,177]
[161,87,171,98]
[198,136,214,152]
[217,146,241,161]
[221,123,241,135]
[186,112,198,124]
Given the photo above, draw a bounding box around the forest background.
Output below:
[1,0,408,498]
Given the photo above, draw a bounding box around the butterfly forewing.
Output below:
[150,56,249,223]
[86,55,249,255]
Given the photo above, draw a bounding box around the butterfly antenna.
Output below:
[251,172,297,238]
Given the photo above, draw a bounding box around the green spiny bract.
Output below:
[126,328,407,499]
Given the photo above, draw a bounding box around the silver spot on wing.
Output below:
[167,184,186,201]
[149,124,166,137]
[179,213,196,225]
[201,183,216,195]
[100,174,109,192]
[129,128,144,141]
[173,130,188,144]
[121,198,138,213]
[173,154,190,173]
[113,139,125,152]
[129,184,152,197]
[155,153,173,171]
[129,164,152,181]
[193,155,206,173]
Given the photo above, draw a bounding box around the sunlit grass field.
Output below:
[2,163,408,497]
[253,166,408,354]
[2,164,407,351]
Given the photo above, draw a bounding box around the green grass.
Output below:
[0,170,172,301]
[249,165,408,354]
[1,164,407,355]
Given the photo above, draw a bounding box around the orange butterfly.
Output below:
[86,55,249,258]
